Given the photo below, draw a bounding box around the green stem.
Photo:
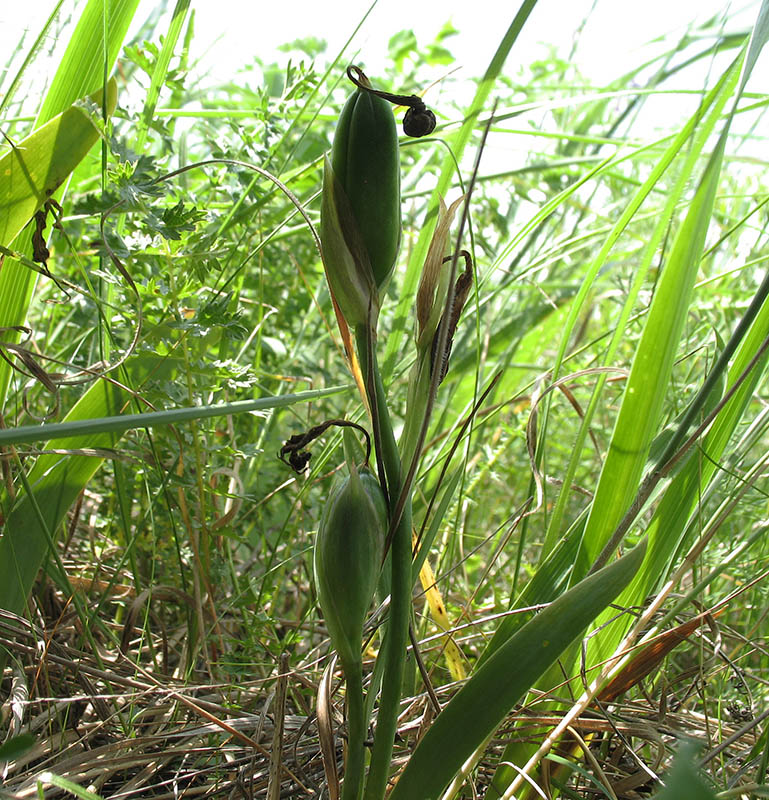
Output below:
[365,508,411,799]
[355,325,413,800]
[354,325,401,500]
[341,657,367,800]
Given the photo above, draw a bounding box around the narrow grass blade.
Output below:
[0,384,346,446]
[36,772,105,800]
[0,1,66,116]
[134,0,191,151]
[0,351,343,618]
[388,540,645,800]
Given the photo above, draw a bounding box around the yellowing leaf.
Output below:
[414,530,466,681]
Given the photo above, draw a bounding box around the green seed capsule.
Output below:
[313,465,387,666]
[320,69,402,329]
[330,84,401,290]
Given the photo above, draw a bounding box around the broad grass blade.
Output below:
[580,1,769,654]
[388,540,645,800]
[0,80,117,247]
[540,52,746,558]
[488,20,767,791]
[478,510,585,666]
[600,278,769,654]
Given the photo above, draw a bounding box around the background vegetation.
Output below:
[1,1,768,798]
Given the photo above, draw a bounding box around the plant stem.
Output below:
[355,324,413,800]
[354,325,401,502]
[341,657,366,800]
[365,507,412,799]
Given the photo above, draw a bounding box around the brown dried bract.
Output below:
[430,250,473,384]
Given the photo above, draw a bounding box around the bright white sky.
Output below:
[2,0,765,94]
[191,0,761,84]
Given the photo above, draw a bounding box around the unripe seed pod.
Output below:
[313,465,387,666]
[324,72,401,292]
